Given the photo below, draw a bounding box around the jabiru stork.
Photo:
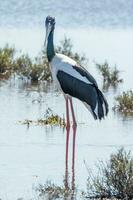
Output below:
[44,16,109,128]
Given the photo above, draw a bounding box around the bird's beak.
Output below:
[44,25,51,48]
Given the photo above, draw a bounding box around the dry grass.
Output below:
[19,108,66,127]
[87,148,133,199]
[37,181,76,200]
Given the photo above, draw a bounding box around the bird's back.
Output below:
[50,53,109,120]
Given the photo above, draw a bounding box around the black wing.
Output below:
[57,70,109,120]
[72,65,98,87]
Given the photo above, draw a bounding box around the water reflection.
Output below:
[72,126,76,194]
[65,126,77,197]
[0,79,133,199]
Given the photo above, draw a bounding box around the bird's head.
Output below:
[44,16,55,47]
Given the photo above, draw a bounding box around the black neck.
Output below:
[47,31,55,62]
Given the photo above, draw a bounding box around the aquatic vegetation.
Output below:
[38,115,65,126]
[0,45,51,82]
[0,37,88,82]
[0,45,15,79]
[96,61,123,89]
[20,116,65,127]
[37,181,76,200]
[113,90,133,116]
[56,36,87,66]
[87,148,133,199]
[19,108,66,127]
[15,54,51,82]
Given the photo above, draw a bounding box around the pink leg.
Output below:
[69,98,77,127]
[65,96,70,129]
[72,125,77,193]
[65,126,70,189]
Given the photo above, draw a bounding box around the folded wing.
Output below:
[57,66,109,120]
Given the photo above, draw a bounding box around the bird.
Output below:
[44,16,109,128]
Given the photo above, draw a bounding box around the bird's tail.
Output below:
[84,88,109,120]
[95,88,109,120]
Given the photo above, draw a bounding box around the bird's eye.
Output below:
[45,16,55,27]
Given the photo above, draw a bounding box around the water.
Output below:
[0,0,133,28]
[0,0,133,199]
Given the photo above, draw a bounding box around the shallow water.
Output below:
[0,0,133,199]
[0,78,133,199]
[0,0,133,28]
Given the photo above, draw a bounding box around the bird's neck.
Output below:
[47,31,55,62]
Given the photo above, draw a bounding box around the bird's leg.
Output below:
[65,96,70,189]
[65,96,70,129]
[69,98,77,127]
[71,125,77,195]
[65,124,70,189]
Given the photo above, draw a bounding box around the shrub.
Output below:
[56,36,88,66]
[15,54,51,82]
[0,37,88,82]
[37,181,75,200]
[87,148,133,199]
[0,45,15,79]
[96,61,123,89]
[113,90,133,115]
